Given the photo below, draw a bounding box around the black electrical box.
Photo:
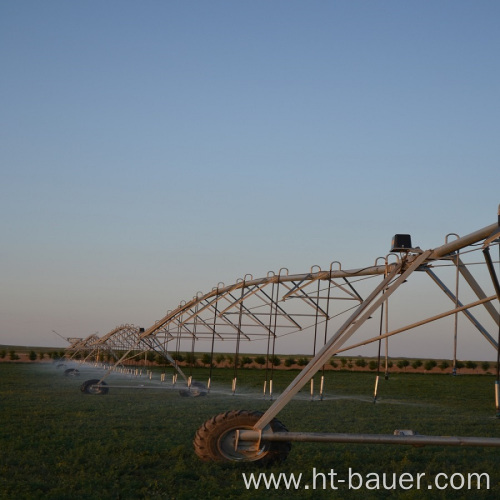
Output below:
[391,234,412,252]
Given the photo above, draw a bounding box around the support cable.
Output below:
[320,267,334,401]
[264,278,276,398]
[311,270,321,401]
[208,286,220,392]
[373,259,389,403]
[233,277,248,394]
[269,271,285,400]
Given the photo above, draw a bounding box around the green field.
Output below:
[1,362,499,499]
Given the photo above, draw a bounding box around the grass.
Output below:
[1,362,499,499]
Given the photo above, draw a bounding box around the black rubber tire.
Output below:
[64,368,80,377]
[179,380,207,397]
[80,379,108,395]
[193,410,291,463]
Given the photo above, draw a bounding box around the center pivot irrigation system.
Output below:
[73,207,500,463]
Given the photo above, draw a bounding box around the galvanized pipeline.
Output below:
[236,430,500,448]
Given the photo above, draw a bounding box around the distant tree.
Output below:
[397,360,410,371]
[387,361,393,369]
[340,358,347,368]
[155,353,167,365]
[455,360,465,371]
[481,361,490,372]
[254,356,265,365]
[424,360,437,371]
[465,361,477,371]
[185,352,197,365]
[201,353,213,366]
[28,350,37,361]
[411,360,423,370]
[241,356,252,367]
[254,356,266,366]
[439,361,450,371]
[38,352,45,360]
[368,360,378,371]
[225,354,234,365]
[284,357,296,367]
[9,350,19,361]
[297,357,308,366]
[270,355,281,366]
[171,352,184,363]
[215,354,226,365]
[0,349,7,359]
[330,359,338,369]
[144,351,156,363]
[355,358,367,368]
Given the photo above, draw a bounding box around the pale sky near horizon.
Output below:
[1,1,499,360]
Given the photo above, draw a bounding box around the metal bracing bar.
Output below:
[281,279,328,316]
[254,253,431,430]
[257,287,303,330]
[282,273,364,302]
[218,283,273,315]
[196,300,247,337]
[223,291,269,339]
[342,277,365,302]
[455,257,500,325]
[327,279,363,301]
[168,315,204,340]
[280,274,318,299]
[183,292,260,339]
[237,430,500,448]
[282,280,330,318]
[426,269,498,349]
[177,285,245,329]
[333,295,497,355]
[189,300,225,340]
[142,336,189,382]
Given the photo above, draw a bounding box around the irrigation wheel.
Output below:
[179,380,207,398]
[80,379,109,395]
[64,368,80,377]
[194,410,291,463]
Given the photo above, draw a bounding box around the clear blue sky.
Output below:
[1,1,499,359]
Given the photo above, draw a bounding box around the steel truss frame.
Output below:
[174,216,500,451]
[66,333,100,360]
[85,211,500,453]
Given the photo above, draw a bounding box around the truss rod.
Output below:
[334,295,497,355]
[425,269,498,348]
